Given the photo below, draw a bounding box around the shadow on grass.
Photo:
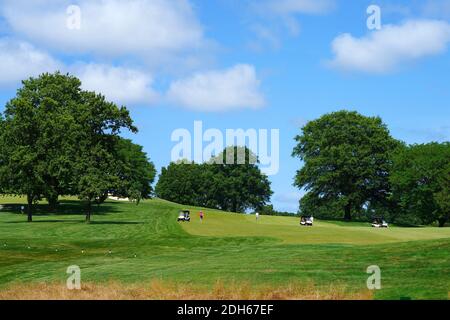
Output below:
[5,220,142,225]
[88,221,142,225]
[0,200,120,217]
[5,219,81,224]
[316,216,426,228]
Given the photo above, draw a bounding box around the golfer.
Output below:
[199,211,204,222]
[255,212,259,221]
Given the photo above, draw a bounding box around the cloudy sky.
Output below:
[1,0,450,212]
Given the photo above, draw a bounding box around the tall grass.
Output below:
[0,280,372,300]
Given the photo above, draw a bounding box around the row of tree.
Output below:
[0,73,156,222]
[293,111,449,227]
[155,147,272,213]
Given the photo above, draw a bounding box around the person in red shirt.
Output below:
[199,211,204,222]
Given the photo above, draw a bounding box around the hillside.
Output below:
[0,196,449,299]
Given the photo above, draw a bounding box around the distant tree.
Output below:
[390,143,450,227]
[259,204,295,217]
[209,146,272,213]
[298,192,345,220]
[113,138,156,204]
[156,147,273,213]
[293,110,401,221]
[155,161,209,207]
[259,204,276,215]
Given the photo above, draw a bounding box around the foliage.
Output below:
[156,147,272,213]
[113,138,156,204]
[292,110,401,221]
[0,72,155,222]
[390,143,450,227]
[71,90,137,221]
[258,204,296,216]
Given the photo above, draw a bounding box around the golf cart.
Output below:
[371,216,388,228]
[177,210,191,222]
[300,215,314,227]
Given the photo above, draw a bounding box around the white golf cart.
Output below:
[300,215,314,227]
[371,217,388,228]
[177,210,191,222]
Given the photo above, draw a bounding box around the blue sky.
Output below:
[1,0,449,212]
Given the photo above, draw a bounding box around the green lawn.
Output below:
[0,196,449,299]
[183,210,450,245]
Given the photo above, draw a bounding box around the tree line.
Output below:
[293,111,449,227]
[0,73,156,222]
[0,73,448,227]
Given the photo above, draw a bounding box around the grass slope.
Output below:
[182,210,450,244]
[0,196,449,300]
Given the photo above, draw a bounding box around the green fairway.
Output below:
[182,210,450,245]
[0,196,449,300]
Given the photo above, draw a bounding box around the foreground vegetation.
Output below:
[0,281,372,300]
[0,196,448,300]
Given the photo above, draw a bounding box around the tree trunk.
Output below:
[438,218,447,228]
[85,200,92,223]
[95,192,108,205]
[27,193,33,222]
[344,202,352,221]
[46,194,59,211]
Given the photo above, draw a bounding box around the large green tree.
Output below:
[72,90,137,222]
[0,114,6,196]
[0,73,86,219]
[155,161,208,207]
[293,110,401,221]
[390,143,450,227]
[435,163,450,225]
[156,147,272,213]
[0,72,155,222]
[209,146,272,213]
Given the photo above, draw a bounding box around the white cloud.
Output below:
[0,39,61,87]
[248,0,334,49]
[167,64,265,112]
[0,38,159,106]
[74,64,159,106]
[328,19,450,74]
[1,0,205,58]
[250,24,282,49]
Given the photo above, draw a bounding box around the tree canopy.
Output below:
[156,146,272,213]
[293,110,401,221]
[390,142,450,227]
[0,72,156,222]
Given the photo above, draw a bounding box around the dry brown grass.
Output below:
[0,280,373,300]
